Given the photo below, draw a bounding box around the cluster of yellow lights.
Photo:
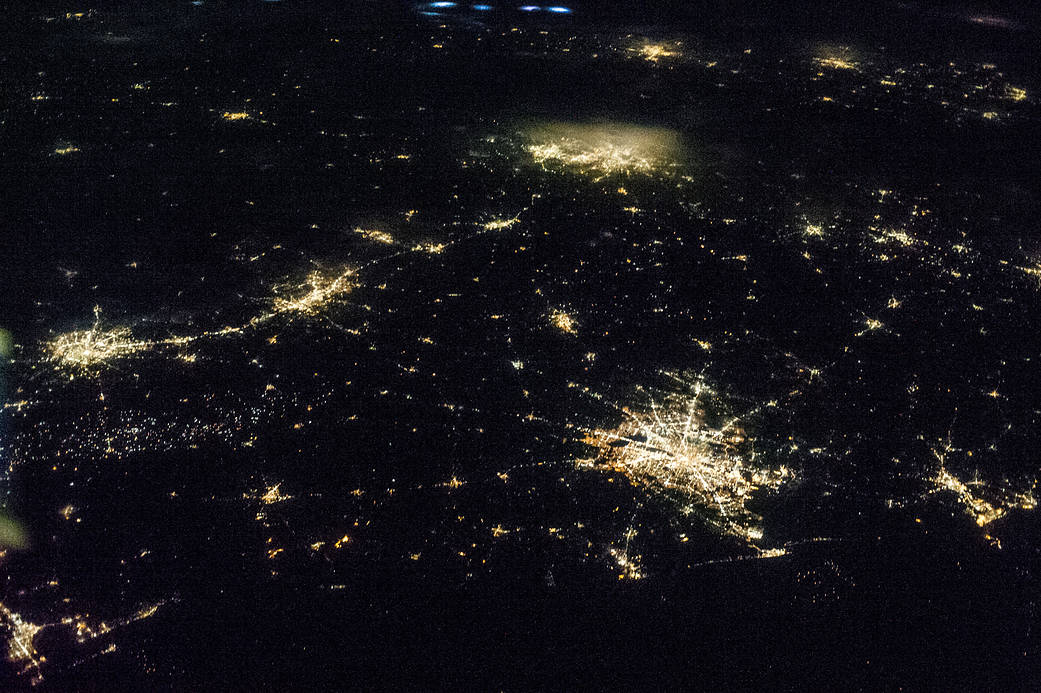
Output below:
[353,228,396,245]
[41,210,528,373]
[221,111,251,121]
[482,215,521,231]
[872,228,917,247]
[46,309,146,368]
[631,40,681,63]
[802,223,825,239]
[1005,86,1027,102]
[581,375,790,544]
[607,546,645,580]
[549,309,578,335]
[816,55,858,71]
[862,317,883,331]
[411,242,446,254]
[53,144,81,156]
[524,122,680,178]
[257,484,292,505]
[931,467,1036,527]
[46,266,356,372]
[269,269,355,316]
[351,227,467,253]
[1,598,170,685]
[0,603,42,684]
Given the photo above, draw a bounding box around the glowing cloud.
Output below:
[523,122,682,178]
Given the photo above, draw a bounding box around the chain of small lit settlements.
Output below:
[8,35,1038,684]
[33,121,1038,577]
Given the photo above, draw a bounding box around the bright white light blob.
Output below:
[522,122,682,177]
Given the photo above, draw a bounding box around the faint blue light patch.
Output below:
[429,1,457,6]
[472,3,494,9]
[546,5,571,12]
[191,0,204,5]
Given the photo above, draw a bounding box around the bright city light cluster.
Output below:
[631,40,682,63]
[931,466,1036,527]
[44,307,154,369]
[269,269,355,316]
[0,602,42,684]
[0,597,171,686]
[523,122,681,178]
[581,374,791,545]
[43,264,356,373]
[549,308,578,334]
